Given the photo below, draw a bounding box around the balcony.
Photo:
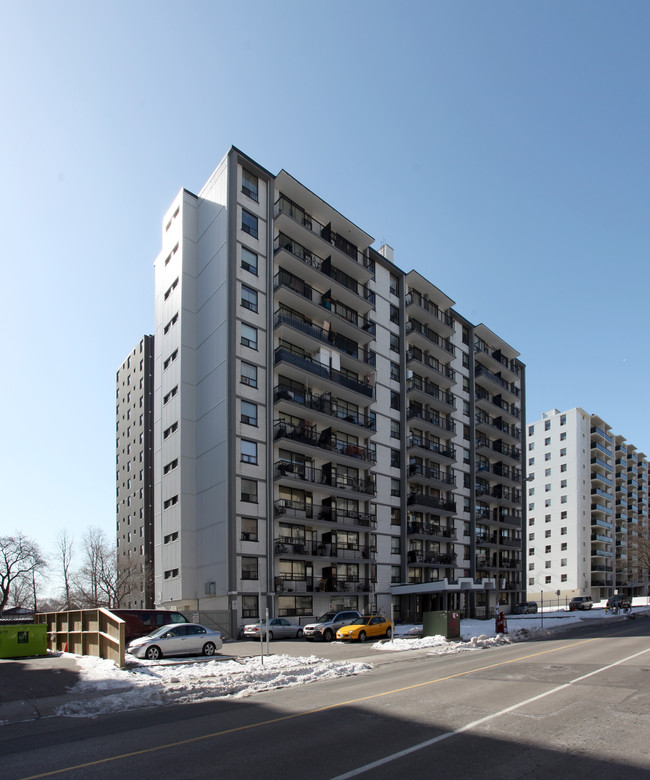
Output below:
[405,290,454,336]
[407,407,455,438]
[407,492,456,513]
[274,461,376,496]
[407,550,458,566]
[408,375,455,411]
[274,310,375,369]
[275,346,373,399]
[407,434,455,462]
[407,463,456,488]
[274,195,373,277]
[406,346,455,387]
[475,389,521,422]
[274,385,376,432]
[274,233,374,313]
[474,365,520,401]
[407,522,456,540]
[274,537,375,562]
[475,412,520,444]
[474,340,521,380]
[274,420,375,464]
[406,319,455,361]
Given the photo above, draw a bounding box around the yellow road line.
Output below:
[19,637,602,779]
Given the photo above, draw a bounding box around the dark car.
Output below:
[513,602,538,614]
[569,596,593,611]
[606,595,632,610]
[109,609,189,643]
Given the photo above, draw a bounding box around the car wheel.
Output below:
[202,642,216,657]
[358,631,366,643]
[268,631,273,641]
[145,645,162,661]
[323,629,334,642]
[385,627,392,639]
[296,629,304,638]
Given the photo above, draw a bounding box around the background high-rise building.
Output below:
[116,335,154,608]
[526,408,649,602]
[151,147,526,634]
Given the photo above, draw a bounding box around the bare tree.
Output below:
[55,529,75,609]
[0,533,47,612]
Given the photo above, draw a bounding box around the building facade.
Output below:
[525,408,649,603]
[116,335,155,608]
[152,147,526,632]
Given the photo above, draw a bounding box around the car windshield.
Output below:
[316,613,337,622]
[350,617,372,625]
[145,625,175,638]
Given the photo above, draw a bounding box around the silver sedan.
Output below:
[127,623,222,660]
[243,618,304,640]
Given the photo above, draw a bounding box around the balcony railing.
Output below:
[407,463,456,486]
[405,290,454,328]
[275,385,376,430]
[406,319,455,356]
[274,460,376,495]
[407,522,456,539]
[408,376,455,407]
[275,346,373,397]
[407,407,455,434]
[407,493,456,512]
[406,346,455,381]
[407,434,455,459]
[274,420,374,463]
[274,538,375,561]
[407,551,457,565]
[474,365,520,397]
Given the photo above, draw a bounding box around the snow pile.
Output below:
[56,653,371,718]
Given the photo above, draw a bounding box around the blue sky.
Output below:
[2,1,649,576]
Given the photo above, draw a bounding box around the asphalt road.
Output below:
[2,618,649,779]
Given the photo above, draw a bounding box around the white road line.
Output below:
[330,645,650,780]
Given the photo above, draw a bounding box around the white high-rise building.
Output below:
[526,408,649,603]
[152,147,526,634]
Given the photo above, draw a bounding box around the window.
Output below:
[390,449,400,468]
[545,453,551,461]
[389,304,400,324]
[163,385,178,405]
[163,421,178,439]
[390,362,400,382]
[390,333,400,353]
[561,495,567,504]
[529,533,535,541]
[528,458,535,466]
[163,313,179,334]
[390,391,400,411]
[163,349,178,370]
[241,284,258,313]
[529,578,534,586]
[242,595,258,618]
[241,401,258,426]
[545,514,551,523]
[163,495,179,510]
[561,526,567,535]
[545,468,552,477]
[561,574,567,582]
[545,545,551,553]
[241,361,258,388]
[163,458,179,475]
[545,529,552,538]
[241,323,258,349]
[391,537,401,555]
[561,511,567,519]
[561,464,567,473]
[528,503,534,511]
[164,568,179,579]
[241,478,258,503]
[560,448,567,456]
[241,246,258,275]
[390,419,400,439]
[528,425,535,435]
[560,414,566,425]
[560,432,567,441]
[529,547,534,555]
[529,518,535,526]
[390,478,400,497]
[241,440,258,464]
[561,542,567,551]
[241,517,258,542]
[529,488,535,496]
[529,443,535,451]
[529,563,534,570]
[389,273,399,296]
[241,557,258,580]
[391,508,400,526]
[545,499,551,507]
[561,558,567,567]
[164,531,178,544]
[545,420,551,431]
[545,484,551,492]
[241,210,258,239]
[242,169,259,201]
[545,576,551,584]
[164,277,179,301]
[545,561,551,568]
[544,437,551,446]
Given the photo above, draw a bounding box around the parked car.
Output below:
[336,615,393,642]
[606,595,632,610]
[126,623,222,660]
[303,610,362,642]
[569,596,594,611]
[110,609,189,643]
[513,602,538,614]
[243,618,304,641]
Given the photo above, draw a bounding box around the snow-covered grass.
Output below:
[54,601,650,719]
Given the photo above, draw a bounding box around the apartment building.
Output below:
[116,335,155,608]
[525,408,649,602]
[152,146,526,632]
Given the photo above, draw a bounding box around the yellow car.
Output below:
[336,615,393,642]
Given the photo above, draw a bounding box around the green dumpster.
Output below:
[422,611,461,640]
[0,623,48,658]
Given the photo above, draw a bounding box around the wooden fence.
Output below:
[35,609,125,667]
